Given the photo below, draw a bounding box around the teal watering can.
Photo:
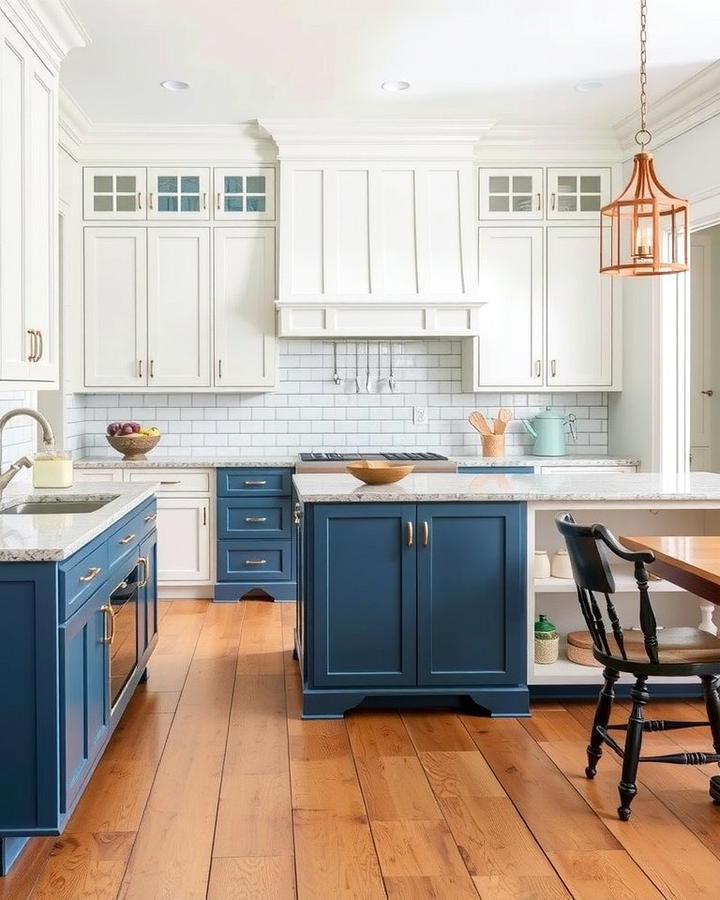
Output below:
[522,407,577,457]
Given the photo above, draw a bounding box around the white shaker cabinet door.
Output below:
[0,19,30,380]
[546,227,613,387]
[156,497,211,583]
[84,228,147,388]
[146,228,211,388]
[146,168,210,220]
[25,57,57,382]
[474,227,544,388]
[214,227,276,388]
[478,168,543,220]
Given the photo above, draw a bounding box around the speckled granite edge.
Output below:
[0,483,156,562]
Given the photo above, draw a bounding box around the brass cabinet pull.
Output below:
[160,480,180,485]
[244,480,267,486]
[148,192,154,210]
[144,513,157,522]
[79,566,102,583]
[100,604,115,644]
[36,330,43,361]
[202,506,207,526]
[536,192,541,211]
[149,359,154,378]
[27,329,36,362]
[293,503,301,526]
[138,359,143,379]
[245,516,267,523]
[551,192,556,210]
[216,192,221,210]
[702,389,714,397]
[550,359,557,377]
[137,191,142,210]
[245,559,267,566]
[218,359,222,379]
[535,359,541,378]
[118,533,136,545]
[406,521,414,548]
[138,556,149,588]
[421,521,429,547]
[202,192,207,210]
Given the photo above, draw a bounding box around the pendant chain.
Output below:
[636,0,651,148]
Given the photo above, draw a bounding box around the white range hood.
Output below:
[260,119,490,337]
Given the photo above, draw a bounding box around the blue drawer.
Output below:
[217,468,292,498]
[458,466,533,474]
[218,499,291,540]
[217,540,292,582]
[59,541,109,622]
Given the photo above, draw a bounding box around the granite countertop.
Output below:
[0,482,155,562]
[73,454,638,469]
[292,471,720,504]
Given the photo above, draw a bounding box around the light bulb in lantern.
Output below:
[632,216,653,262]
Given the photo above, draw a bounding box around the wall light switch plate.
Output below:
[413,406,428,425]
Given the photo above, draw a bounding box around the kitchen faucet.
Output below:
[0,408,55,497]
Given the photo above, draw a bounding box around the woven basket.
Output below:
[534,633,560,664]
[481,433,506,458]
[567,631,602,667]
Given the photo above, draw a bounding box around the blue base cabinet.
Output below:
[0,497,158,876]
[297,501,528,718]
[215,468,297,602]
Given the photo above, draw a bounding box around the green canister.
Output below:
[534,614,559,665]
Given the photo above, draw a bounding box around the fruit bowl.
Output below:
[106,433,160,461]
[346,460,414,485]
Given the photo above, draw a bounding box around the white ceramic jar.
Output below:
[534,550,551,579]
[551,549,573,579]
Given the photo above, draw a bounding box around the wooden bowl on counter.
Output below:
[346,460,414,485]
[106,433,161,461]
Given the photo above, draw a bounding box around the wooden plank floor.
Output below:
[6,599,720,899]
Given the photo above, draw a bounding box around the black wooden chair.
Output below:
[555,512,720,821]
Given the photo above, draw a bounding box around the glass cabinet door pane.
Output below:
[246,196,265,212]
[94,175,113,192]
[512,195,533,212]
[580,175,601,192]
[489,196,510,212]
[157,176,177,193]
[116,175,136,193]
[225,197,243,212]
[93,195,113,212]
[488,175,509,193]
[116,195,136,212]
[558,195,578,212]
[158,195,178,212]
[512,175,532,193]
[580,195,601,211]
[246,175,265,193]
[181,176,200,193]
[180,195,200,212]
[225,176,243,193]
[557,176,577,194]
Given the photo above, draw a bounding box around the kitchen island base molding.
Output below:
[298,685,530,719]
[214,581,297,603]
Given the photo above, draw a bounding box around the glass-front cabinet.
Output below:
[478,168,543,220]
[147,168,210,220]
[546,167,611,220]
[83,168,147,219]
[213,167,275,220]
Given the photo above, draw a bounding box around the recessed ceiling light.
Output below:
[575,80,604,93]
[381,80,411,92]
[161,80,190,91]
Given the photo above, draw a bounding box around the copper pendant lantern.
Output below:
[600,0,688,276]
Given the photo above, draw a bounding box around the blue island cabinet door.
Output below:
[416,502,526,686]
[312,504,417,687]
[60,589,109,813]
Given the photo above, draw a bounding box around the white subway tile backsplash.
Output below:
[66,340,609,458]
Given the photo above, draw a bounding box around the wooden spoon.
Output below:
[494,407,513,434]
[468,410,493,436]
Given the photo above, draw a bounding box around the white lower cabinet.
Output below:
[156,497,211,583]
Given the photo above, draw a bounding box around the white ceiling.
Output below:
[60,0,720,128]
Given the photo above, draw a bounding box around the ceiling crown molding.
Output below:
[614,60,720,158]
[475,125,622,163]
[259,118,495,160]
[58,86,91,158]
[0,0,88,70]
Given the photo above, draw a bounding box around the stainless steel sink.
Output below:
[0,498,115,515]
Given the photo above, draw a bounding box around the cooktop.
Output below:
[298,452,449,462]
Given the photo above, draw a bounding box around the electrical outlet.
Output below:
[413,406,428,426]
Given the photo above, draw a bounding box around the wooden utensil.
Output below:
[468,410,493,436]
[494,407,513,434]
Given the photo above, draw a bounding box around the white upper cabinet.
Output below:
[478,168,543,220]
[0,13,58,385]
[84,228,147,388]
[214,228,276,389]
[146,229,211,387]
[546,226,614,387]
[468,227,544,388]
[213,167,275,220]
[147,168,210,220]
[276,160,481,336]
[84,168,146,219]
[546,167,611,220]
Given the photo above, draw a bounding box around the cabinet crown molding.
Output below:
[259,117,495,160]
[1,0,88,69]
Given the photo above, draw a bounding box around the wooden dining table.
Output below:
[619,535,720,607]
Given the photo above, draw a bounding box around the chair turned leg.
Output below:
[586,666,620,779]
[618,676,649,821]
[700,674,720,805]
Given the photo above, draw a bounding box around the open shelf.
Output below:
[534,574,685,594]
[531,655,698,686]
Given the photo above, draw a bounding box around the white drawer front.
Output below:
[125,468,211,493]
[73,469,124,483]
[539,465,636,474]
